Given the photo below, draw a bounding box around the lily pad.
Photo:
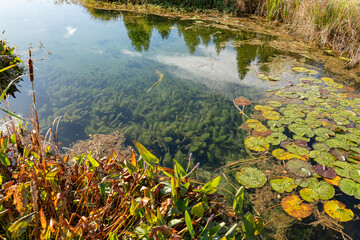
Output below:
[272,149,306,161]
[285,143,309,156]
[234,96,251,106]
[286,159,313,177]
[313,165,337,179]
[324,200,354,222]
[262,111,281,120]
[324,175,341,186]
[308,180,335,200]
[299,188,319,202]
[235,167,267,188]
[244,136,269,152]
[338,178,360,199]
[350,169,360,183]
[246,119,268,132]
[268,133,287,145]
[281,195,313,219]
[254,105,273,111]
[288,123,314,138]
[268,101,282,107]
[325,138,349,150]
[270,177,297,193]
[293,67,318,75]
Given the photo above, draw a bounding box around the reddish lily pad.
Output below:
[313,165,336,179]
[234,97,251,106]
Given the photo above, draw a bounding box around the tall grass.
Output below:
[259,0,360,66]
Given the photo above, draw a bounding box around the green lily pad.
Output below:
[254,105,273,111]
[268,101,282,107]
[282,92,299,99]
[295,177,318,188]
[324,200,354,222]
[235,167,267,188]
[313,128,335,140]
[299,77,322,84]
[244,136,269,152]
[293,135,311,142]
[270,177,297,193]
[307,180,335,200]
[285,143,309,156]
[350,169,360,183]
[288,123,314,138]
[338,178,360,199]
[286,159,313,177]
[268,132,287,145]
[262,111,281,120]
[293,67,318,75]
[299,188,319,202]
[325,138,349,150]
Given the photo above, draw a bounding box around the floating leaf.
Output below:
[325,138,349,150]
[299,188,319,202]
[262,111,281,120]
[308,180,335,200]
[270,177,297,193]
[235,167,267,188]
[324,175,341,186]
[313,165,337,179]
[244,136,269,152]
[268,101,282,107]
[281,195,313,219]
[272,149,305,161]
[246,119,267,132]
[350,169,360,183]
[268,132,287,145]
[286,159,313,177]
[338,178,360,199]
[234,96,251,106]
[324,200,354,222]
[285,143,309,156]
[288,123,314,138]
[254,105,273,111]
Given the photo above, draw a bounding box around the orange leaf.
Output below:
[131,149,137,167]
[281,195,313,219]
[40,208,47,229]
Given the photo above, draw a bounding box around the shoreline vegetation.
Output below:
[71,0,360,69]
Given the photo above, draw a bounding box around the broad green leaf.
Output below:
[233,186,244,214]
[195,176,221,194]
[242,212,255,239]
[45,167,61,181]
[185,210,195,239]
[133,140,159,165]
[191,202,204,218]
[174,159,186,179]
[87,154,99,168]
[8,212,35,238]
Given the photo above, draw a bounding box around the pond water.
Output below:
[2,0,360,239]
[1,0,334,167]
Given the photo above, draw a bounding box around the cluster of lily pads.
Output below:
[234,66,360,223]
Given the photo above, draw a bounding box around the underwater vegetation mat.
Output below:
[227,66,360,239]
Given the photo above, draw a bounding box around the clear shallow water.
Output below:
[1,0,329,167]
